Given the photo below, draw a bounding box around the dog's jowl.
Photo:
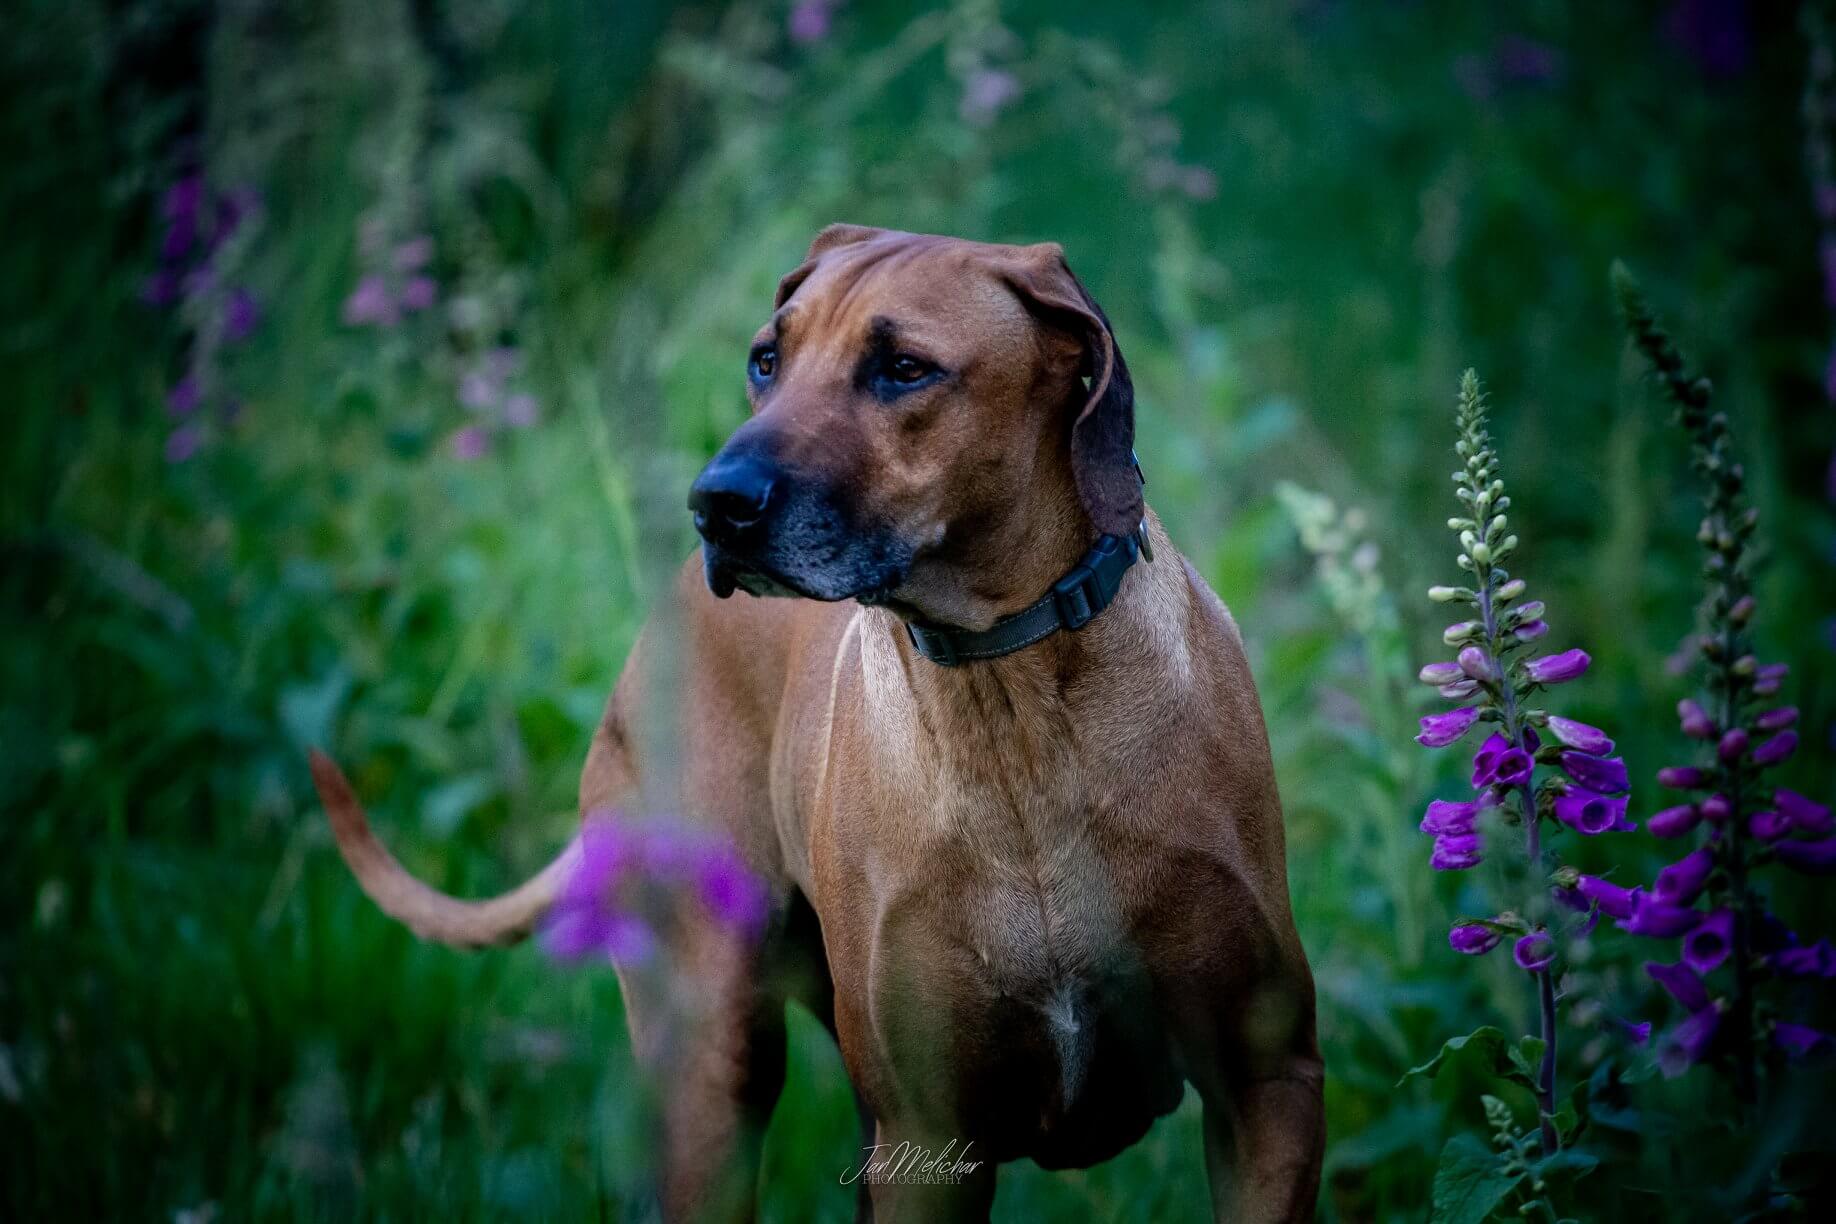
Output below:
[312,225,1323,1223]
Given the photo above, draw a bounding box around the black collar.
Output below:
[904,521,1153,667]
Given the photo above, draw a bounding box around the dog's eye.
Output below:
[889,355,934,384]
[750,347,777,381]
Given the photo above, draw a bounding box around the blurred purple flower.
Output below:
[164,424,204,464]
[167,375,203,417]
[1431,832,1484,871]
[1449,922,1503,955]
[1647,960,1711,1012]
[1774,837,1836,874]
[1417,705,1480,747]
[1577,875,1639,921]
[1420,797,1483,836]
[451,426,491,461]
[960,68,1021,126]
[1562,752,1628,795]
[142,270,182,307]
[504,392,540,428]
[788,0,833,45]
[400,276,438,312]
[1523,648,1590,685]
[1773,940,1836,979]
[1773,1023,1830,1058]
[1546,716,1613,756]
[1756,707,1799,732]
[1648,803,1703,839]
[393,236,434,272]
[1652,849,1714,906]
[222,288,260,342]
[1495,35,1565,85]
[342,275,397,327]
[1554,787,1627,836]
[459,370,499,411]
[1513,931,1555,972]
[1748,808,1790,841]
[1752,731,1798,766]
[1658,1005,1722,1077]
[1681,909,1734,974]
[1777,789,1833,835]
[1658,765,1710,790]
[1618,893,1703,938]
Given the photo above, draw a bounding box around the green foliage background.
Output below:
[3,0,1834,1219]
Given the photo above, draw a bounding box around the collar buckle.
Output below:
[906,621,958,666]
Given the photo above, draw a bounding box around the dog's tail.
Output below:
[309,749,581,948]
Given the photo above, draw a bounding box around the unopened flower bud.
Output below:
[1677,699,1716,740]
[1717,728,1749,761]
[1731,654,1756,677]
[1496,578,1526,602]
[1728,595,1755,624]
[1471,541,1492,565]
[1428,585,1461,603]
[1443,621,1482,645]
[1700,794,1731,822]
[1458,646,1494,681]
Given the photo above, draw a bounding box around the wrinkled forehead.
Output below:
[769,236,1035,356]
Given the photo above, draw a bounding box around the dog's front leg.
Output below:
[622,915,785,1224]
[1197,1055,1324,1224]
[860,1119,997,1224]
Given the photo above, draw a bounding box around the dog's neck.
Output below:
[859,510,1188,724]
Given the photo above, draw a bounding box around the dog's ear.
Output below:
[1001,243,1141,538]
[775,223,888,308]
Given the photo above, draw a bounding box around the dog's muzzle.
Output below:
[689,449,910,603]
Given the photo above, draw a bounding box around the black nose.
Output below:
[688,453,778,542]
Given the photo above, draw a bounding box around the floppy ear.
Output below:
[1001,243,1142,538]
[774,223,889,308]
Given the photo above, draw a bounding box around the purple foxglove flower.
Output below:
[1757,663,1789,684]
[1773,1023,1830,1058]
[1419,662,1463,686]
[1420,798,1483,836]
[1717,728,1749,761]
[788,0,832,44]
[1653,848,1714,906]
[1677,698,1716,739]
[342,274,397,327]
[1752,731,1798,766]
[1658,765,1709,790]
[1512,619,1549,642]
[1523,648,1590,685]
[1554,787,1627,836]
[1755,707,1799,731]
[1748,809,1790,841]
[1449,922,1503,955]
[222,288,260,342]
[1773,940,1836,978]
[167,375,203,417]
[163,174,203,222]
[1546,716,1614,756]
[695,848,770,936]
[1682,909,1734,974]
[1774,837,1836,874]
[393,236,435,271]
[1513,931,1555,972]
[400,276,437,311]
[1649,804,1703,839]
[1443,620,1481,642]
[1417,705,1481,748]
[505,392,540,428]
[1618,893,1703,938]
[451,426,490,461]
[1562,752,1628,795]
[1456,645,1493,680]
[1481,745,1533,788]
[164,425,203,465]
[1470,733,1509,786]
[1658,1006,1721,1078]
[1439,680,1481,700]
[1576,875,1639,920]
[1431,832,1484,871]
[1647,960,1711,1012]
[1616,1018,1653,1046]
[1699,794,1731,823]
[1777,789,1833,834]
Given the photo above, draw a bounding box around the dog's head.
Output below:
[689,225,1140,626]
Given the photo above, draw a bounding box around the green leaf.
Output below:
[1509,1036,1546,1094]
[1431,1132,1523,1224]
[1400,1026,1540,1093]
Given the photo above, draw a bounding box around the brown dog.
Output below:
[311,225,1322,1222]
